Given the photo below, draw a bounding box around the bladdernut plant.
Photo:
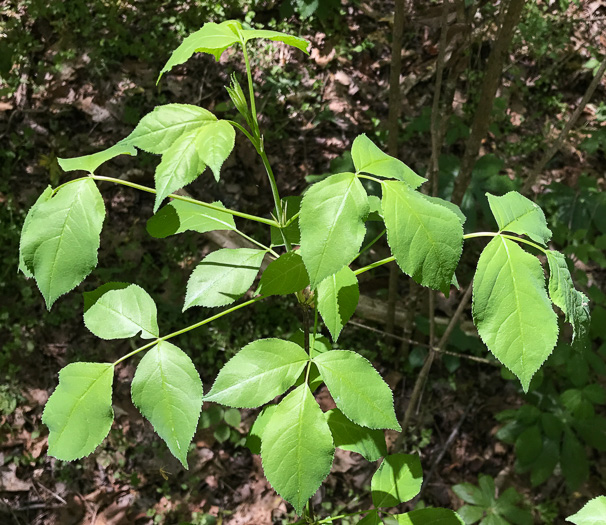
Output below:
[19,20,590,524]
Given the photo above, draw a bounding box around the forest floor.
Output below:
[1,1,606,524]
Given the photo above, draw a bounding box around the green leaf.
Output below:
[270,196,301,247]
[566,496,606,525]
[58,142,137,174]
[83,283,159,340]
[196,120,236,182]
[18,185,53,278]
[42,362,114,460]
[561,429,589,490]
[392,508,465,525]
[371,453,423,507]
[487,192,552,245]
[131,341,202,468]
[472,236,558,391]
[325,408,387,461]
[204,338,309,408]
[241,28,310,54]
[261,384,334,515]
[546,250,590,350]
[121,103,217,154]
[184,248,265,309]
[456,505,485,524]
[224,408,241,428]
[147,199,236,238]
[18,178,105,309]
[529,437,559,486]
[514,425,542,470]
[245,404,277,455]
[351,134,426,188]
[453,482,489,507]
[153,121,235,211]
[159,20,241,80]
[313,350,400,430]
[299,172,369,287]
[382,180,463,295]
[317,267,359,341]
[257,252,309,297]
[421,194,466,225]
[358,510,382,525]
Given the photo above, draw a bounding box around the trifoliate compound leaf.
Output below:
[159,20,241,80]
[131,341,202,468]
[245,404,278,455]
[299,172,369,287]
[261,384,334,515]
[147,199,236,238]
[42,362,114,460]
[317,267,359,341]
[487,191,552,245]
[392,508,464,524]
[19,185,53,278]
[204,338,309,408]
[472,236,558,392]
[58,142,137,174]
[241,28,310,54]
[184,248,265,309]
[546,250,590,350]
[566,496,606,525]
[352,134,426,188]
[371,453,423,508]
[313,350,400,430]
[382,180,463,295]
[325,408,387,461]
[83,283,159,340]
[18,178,105,309]
[121,104,217,154]
[257,252,309,297]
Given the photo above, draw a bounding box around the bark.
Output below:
[450,0,526,205]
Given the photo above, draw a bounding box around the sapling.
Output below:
[19,19,590,524]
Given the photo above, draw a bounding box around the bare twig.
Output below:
[451,0,526,205]
[522,56,606,194]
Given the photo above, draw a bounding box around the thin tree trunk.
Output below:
[450,0,526,206]
[522,57,606,194]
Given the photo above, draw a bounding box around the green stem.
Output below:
[354,256,395,276]
[356,173,383,184]
[241,42,260,138]
[88,174,279,227]
[316,510,369,523]
[225,119,258,147]
[355,228,386,260]
[112,296,264,366]
[283,210,300,229]
[463,231,547,253]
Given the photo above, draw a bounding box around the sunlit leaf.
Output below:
[58,142,137,174]
[18,185,53,278]
[325,408,386,461]
[131,341,202,468]
[241,28,310,54]
[371,453,423,507]
[566,496,606,525]
[42,362,114,460]
[261,384,334,514]
[204,338,309,408]
[18,178,105,309]
[473,236,558,391]
[83,283,159,340]
[184,248,265,309]
[317,267,359,341]
[245,404,278,455]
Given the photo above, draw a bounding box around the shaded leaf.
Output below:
[83,283,159,340]
[392,508,465,524]
[325,408,386,461]
[42,362,114,460]
[358,510,382,525]
[270,196,301,247]
[246,404,277,455]
[314,350,400,430]
[147,199,236,238]
[261,385,334,514]
[204,338,309,408]
[371,453,423,508]
[472,236,558,391]
[317,267,359,341]
[299,172,369,287]
[561,430,589,490]
[257,252,309,297]
[184,248,265,309]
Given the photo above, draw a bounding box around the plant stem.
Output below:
[88,174,279,227]
[316,510,368,523]
[354,256,395,276]
[355,229,386,260]
[356,173,383,184]
[463,231,547,253]
[241,42,260,138]
[112,296,264,366]
[225,119,257,146]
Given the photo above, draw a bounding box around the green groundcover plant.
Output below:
[18,20,594,523]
